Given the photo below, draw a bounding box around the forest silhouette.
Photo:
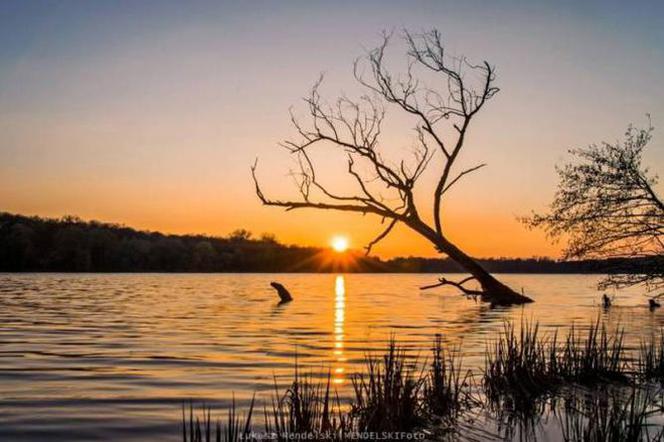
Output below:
[0,212,654,275]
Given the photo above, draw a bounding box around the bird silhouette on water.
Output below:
[602,294,612,309]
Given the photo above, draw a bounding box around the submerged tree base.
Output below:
[481,286,534,307]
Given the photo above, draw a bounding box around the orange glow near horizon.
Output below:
[0,200,564,259]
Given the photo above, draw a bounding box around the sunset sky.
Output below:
[1,0,663,258]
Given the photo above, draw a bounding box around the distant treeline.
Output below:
[0,212,387,272]
[0,212,652,274]
[387,256,654,275]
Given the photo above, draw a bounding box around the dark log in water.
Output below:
[270,282,293,303]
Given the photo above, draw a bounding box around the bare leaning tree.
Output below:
[251,30,533,306]
[526,122,663,293]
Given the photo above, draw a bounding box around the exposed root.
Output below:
[420,276,483,297]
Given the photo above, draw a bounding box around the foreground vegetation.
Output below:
[182,321,664,441]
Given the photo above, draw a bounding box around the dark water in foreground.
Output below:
[0,273,661,441]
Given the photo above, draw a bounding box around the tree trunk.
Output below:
[439,237,533,305]
[411,220,534,306]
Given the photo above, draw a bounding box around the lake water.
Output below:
[0,273,661,441]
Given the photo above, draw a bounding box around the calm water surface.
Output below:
[0,273,661,441]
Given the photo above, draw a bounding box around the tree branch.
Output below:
[420,276,482,297]
[365,217,398,255]
[442,163,487,195]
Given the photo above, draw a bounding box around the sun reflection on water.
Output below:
[332,275,346,384]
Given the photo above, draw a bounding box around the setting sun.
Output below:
[331,235,349,253]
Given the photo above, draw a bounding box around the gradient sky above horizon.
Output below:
[1,0,663,258]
